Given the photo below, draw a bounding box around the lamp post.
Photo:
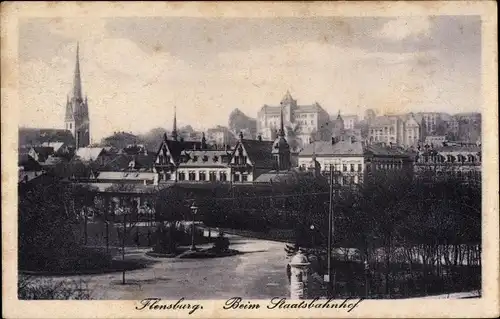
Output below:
[190,201,198,251]
[310,225,315,247]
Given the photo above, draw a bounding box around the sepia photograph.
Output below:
[2,1,498,318]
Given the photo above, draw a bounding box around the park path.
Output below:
[40,234,291,300]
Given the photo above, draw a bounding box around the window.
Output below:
[202,155,209,162]
[233,174,240,182]
[213,155,219,162]
[199,171,206,181]
[343,164,347,172]
[342,176,348,185]
[178,172,186,181]
[350,164,355,172]
[358,164,362,172]
[209,171,217,181]
[192,156,198,162]
[242,174,248,182]
[188,171,196,181]
[69,123,72,129]
[219,171,227,181]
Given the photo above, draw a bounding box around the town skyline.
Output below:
[19,16,481,141]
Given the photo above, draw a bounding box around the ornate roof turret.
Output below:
[272,106,290,154]
[171,105,178,141]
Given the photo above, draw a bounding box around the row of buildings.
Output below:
[19,44,482,190]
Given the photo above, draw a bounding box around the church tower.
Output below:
[64,43,90,148]
[272,105,291,171]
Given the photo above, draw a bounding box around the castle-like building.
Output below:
[257,91,331,148]
[64,43,90,149]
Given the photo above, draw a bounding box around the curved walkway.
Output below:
[27,234,290,300]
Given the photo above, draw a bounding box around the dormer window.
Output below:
[213,155,219,162]
[192,155,198,162]
[202,155,208,162]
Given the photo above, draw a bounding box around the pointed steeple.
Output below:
[201,132,207,149]
[281,90,294,105]
[72,42,83,101]
[279,106,285,137]
[337,110,342,120]
[171,105,178,141]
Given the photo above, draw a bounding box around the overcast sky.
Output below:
[19,15,481,141]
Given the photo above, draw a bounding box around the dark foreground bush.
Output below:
[19,246,113,273]
[18,275,91,300]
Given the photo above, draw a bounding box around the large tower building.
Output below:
[64,43,90,148]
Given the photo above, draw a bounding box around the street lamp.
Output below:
[190,201,199,251]
[310,225,315,247]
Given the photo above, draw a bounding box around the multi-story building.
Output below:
[367,115,404,145]
[341,115,359,130]
[424,135,447,146]
[257,91,330,148]
[413,143,481,183]
[154,109,293,184]
[455,112,481,143]
[205,126,236,147]
[298,136,413,187]
[400,113,423,147]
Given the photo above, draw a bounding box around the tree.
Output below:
[19,180,108,272]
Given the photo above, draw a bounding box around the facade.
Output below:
[342,115,359,130]
[256,91,330,148]
[367,115,403,145]
[298,137,413,187]
[64,43,90,149]
[206,126,236,147]
[154,106,293,184]
[413,144,481,183]
[425,135,447,146]
[154,112,233,184]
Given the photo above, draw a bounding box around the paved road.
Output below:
[34,234,290,300]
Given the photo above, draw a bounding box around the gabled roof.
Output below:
[102,153,155,171]
[253,170,300,183]
[300,140,364,157]
[19,128,75,146]
[96,171,156,181]
[74,147,105,162]
[30,146,55,161]
[156,139,203,165]
[18,154,42,171]
[41,141,66,152]
[295,104,324,113]
[369,116,395,127]
[233,139,275,168]
[178,149,232,168]
[364,144,411,158]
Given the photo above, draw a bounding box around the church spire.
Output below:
[72,42,83,101]
[171,105,178,141]
[279,105,285,137]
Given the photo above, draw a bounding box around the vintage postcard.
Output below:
[1,1,499,318]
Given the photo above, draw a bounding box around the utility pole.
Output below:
[327,164,334,297]
[122,213,127,284]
